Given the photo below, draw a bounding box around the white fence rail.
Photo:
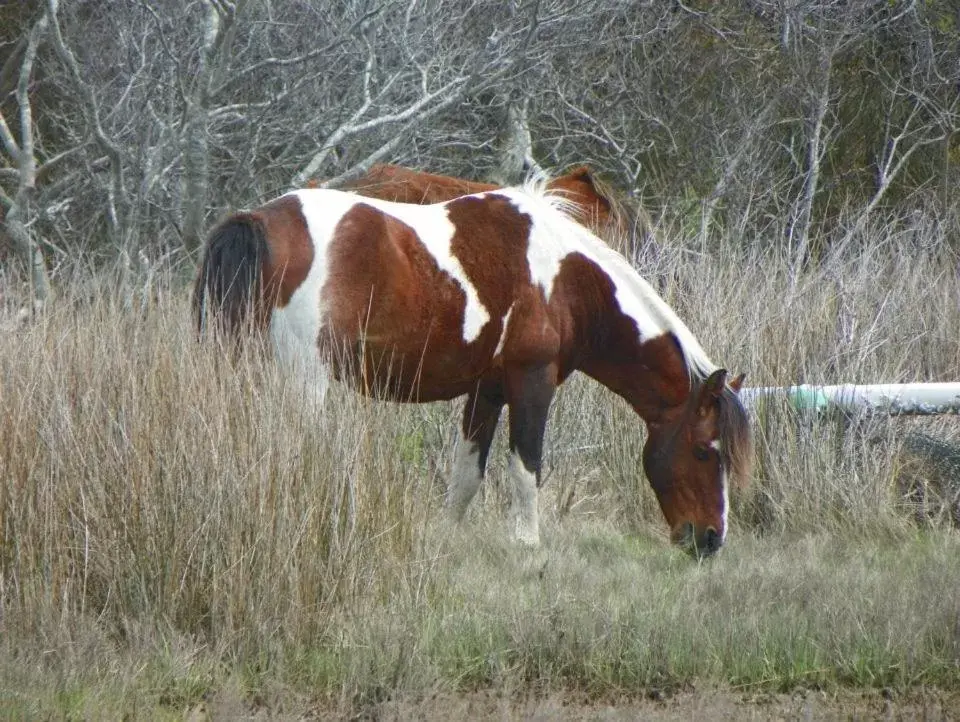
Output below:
[740,383,960,416]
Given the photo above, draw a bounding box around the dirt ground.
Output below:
[352,688,959,721]
[197,686,959,721]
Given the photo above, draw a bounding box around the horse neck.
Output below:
[588,334,692,424]
[569,272,694,423]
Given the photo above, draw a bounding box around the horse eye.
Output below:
[693,445,710,462]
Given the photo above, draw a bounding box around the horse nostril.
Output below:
[704,527,722,554]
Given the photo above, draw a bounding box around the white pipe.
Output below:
[740,383,960,415]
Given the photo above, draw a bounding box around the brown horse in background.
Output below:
[342,164,653,258]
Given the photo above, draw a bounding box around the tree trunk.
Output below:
[789,67,831,274]
[5,189,51,303]
[180,107,210,254]
[0,9,51,304]
[491,97,542,186]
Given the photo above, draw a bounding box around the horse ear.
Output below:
[728,372,746,393]
[566,165,595,185]
[697,369,728,415]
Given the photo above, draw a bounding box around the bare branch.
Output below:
[46,0,126,237]
[2,8,52,302]
[0,113,20,164]
[208,8,381,99]
[292,74,468,188]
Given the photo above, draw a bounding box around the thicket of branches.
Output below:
[1,0,958,300]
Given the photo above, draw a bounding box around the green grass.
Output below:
[3,523,958,718]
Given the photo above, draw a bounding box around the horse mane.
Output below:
[716,384,753,486]
[558,165,653,251]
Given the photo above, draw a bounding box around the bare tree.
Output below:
[44,0,125,245]
[3,0,958,288]
[0,7,52,304]
[836,6,959,250]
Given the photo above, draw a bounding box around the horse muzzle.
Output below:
[671,522,723,558]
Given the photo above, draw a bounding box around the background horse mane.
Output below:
[340,164,654,258]
[546,166,652,253]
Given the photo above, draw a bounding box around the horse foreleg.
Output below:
[446,381,504,521]
[505,363,557,546]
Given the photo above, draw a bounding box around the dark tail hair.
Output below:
[192,213,268,341]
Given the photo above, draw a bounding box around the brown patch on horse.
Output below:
[323,203,431,342]
[447,195,562,365]
[321,203,495,400]
[255,195,314,308]
[446,195,529,315]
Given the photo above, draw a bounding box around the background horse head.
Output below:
[194,180,750,557]
[342,164,653,259]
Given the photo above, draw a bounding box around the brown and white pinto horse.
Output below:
[343,164,650,256]
[193,181,751,556]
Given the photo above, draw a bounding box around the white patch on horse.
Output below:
[446,432,483,521]
[417,210,489,343]
[366,199,490,343]
[494,303,514,358]
[708,439,729,540]
[270,315,330,406]
[269,189,359,404]
[492,190,563,298]
[525,224,564,296]
[508,453,540,546]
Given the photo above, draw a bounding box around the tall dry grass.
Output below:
[1,221,959,717]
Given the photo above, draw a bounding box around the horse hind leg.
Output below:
[269,313,331,410]
[505,363,557,546]
[446,382,504,521]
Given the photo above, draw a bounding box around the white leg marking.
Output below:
[446,432,482,521]
[507,453,540,546]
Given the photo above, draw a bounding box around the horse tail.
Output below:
[192,213,268,341]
